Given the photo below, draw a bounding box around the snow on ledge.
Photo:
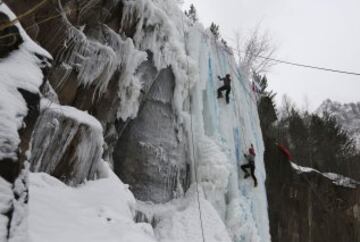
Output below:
[291,162,360,189]
[40,99,103,132]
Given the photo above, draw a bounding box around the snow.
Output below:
[29,167,232,242]
[29,163,156,242]
[0,3,51,161]
[8,166,29,242]
[40,99,103,132]
[291,162,360,188]
[137,185,232,242]
[0,177,13,241]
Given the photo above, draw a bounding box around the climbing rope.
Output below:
[181,15,206,242]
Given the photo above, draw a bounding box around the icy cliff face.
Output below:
[3,0,271,241]
[113,1,270,240]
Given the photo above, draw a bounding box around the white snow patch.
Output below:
[8,166,29,242]
[291,162,360,188]
[0,177,13,241]
[137,185,232,242]
[29,163,156,242]
[40,99,103,132]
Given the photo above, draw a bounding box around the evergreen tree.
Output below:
[287,108,310,166]
[210,22,220,40]
[309,112,356,172]
[257,74,277,141]
[185,4,198,23]
[253,72,272,95]
[221,38,228,48]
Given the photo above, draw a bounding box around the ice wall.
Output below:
[114,1,271,241]
[186,29,270,242]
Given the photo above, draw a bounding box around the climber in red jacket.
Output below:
[217,74,231,104]
[241,144,258,187]
[276,143,293,162]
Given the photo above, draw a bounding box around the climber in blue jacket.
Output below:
[217,74,231,104]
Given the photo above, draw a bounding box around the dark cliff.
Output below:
[265,144,360,242]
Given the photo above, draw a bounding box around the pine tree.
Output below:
[257,75,277,140]
[221,38,228,48]
[210,22,220,40]
[309,112,356,172]
[185,4,198,23]
[287,108,310,166]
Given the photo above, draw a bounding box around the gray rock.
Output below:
[114,67,190,203]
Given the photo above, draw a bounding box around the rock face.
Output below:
[5,0,148,166]
[114,67,190,203]
[6,0,190,203]
[265,146,360,242]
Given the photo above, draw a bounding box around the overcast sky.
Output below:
[182,0,360,110]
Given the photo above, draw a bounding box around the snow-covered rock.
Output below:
[0,3,50,163]
[30,101,105,186]
[291,162,360,189]
[0,3,51,241]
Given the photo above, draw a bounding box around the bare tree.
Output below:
[278,94,296,120]
[235,27,276,76]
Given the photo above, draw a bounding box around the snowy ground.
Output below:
[29,164,155,242]
[29,165,231,242]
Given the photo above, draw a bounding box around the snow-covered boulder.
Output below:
[30,101,105,186]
